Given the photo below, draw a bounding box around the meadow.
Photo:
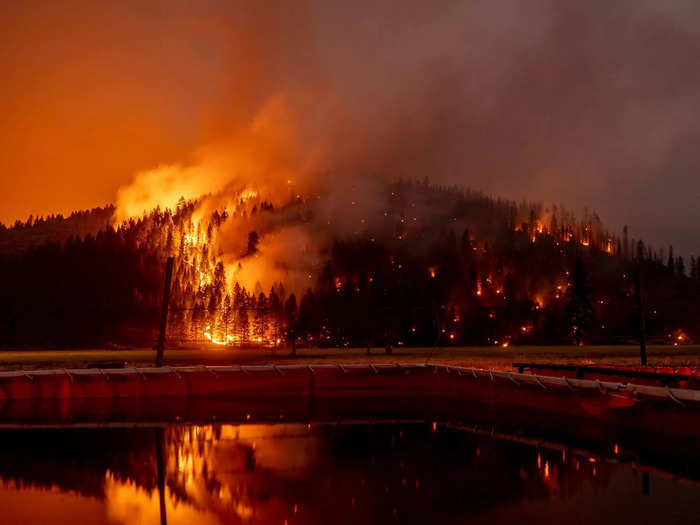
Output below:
[0,345,698,371]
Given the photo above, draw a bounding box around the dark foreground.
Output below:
[1,419,699,524]
[1,350,699,523]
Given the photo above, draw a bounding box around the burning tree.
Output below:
[1,179,700,349]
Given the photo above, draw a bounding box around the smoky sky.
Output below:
[1,0,699,255]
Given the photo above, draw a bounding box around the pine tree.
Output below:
[253,292,267,344]
[237,309,250,345]
[268,288,282,347]
[460,229,471,258]
[222,295,232,343]
[689,256,697,281]
[285,294,298,355]
[566,259,593,346]
[247,231,259,255]
[668,246,675,273]
[676,256,685,277]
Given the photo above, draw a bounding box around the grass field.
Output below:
[0,344,699,371]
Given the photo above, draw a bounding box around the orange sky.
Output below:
[0,1,312,223]
[1,1,699,255]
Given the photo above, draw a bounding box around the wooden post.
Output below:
[634,270,647,366]
[156,257,175,368]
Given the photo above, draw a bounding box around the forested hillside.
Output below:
[0,181,698,349]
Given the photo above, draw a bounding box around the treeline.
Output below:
[0,181,698,349]
[0,206,114,255]
[0,228,163,347]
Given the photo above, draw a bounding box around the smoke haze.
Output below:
[1,0,699,254]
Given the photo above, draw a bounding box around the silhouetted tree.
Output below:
[677,256,685,277]
[247,231,259,255]
[284,294,298,355]
[566,259,593,346]
[668,246,675,273]
[253,293,267,344]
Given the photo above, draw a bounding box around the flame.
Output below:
[203,325,234,346]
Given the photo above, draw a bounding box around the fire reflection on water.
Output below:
[104,471,219,525]
[107,424,318,524]
[0,422,699,524]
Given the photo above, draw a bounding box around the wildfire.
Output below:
[239,188,259,201]
[671,329,691,346]
[107,145,628,351]
[203,325,234,346]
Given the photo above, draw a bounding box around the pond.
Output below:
[0,421,698,524]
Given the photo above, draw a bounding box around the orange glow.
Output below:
[0,424,322,525]
[203,325,234,346]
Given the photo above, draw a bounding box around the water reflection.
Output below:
[0,423,698,524]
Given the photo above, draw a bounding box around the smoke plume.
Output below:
[112,0,700,258]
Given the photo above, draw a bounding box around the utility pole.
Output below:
[156,257,175,367]
[634,269,647,366]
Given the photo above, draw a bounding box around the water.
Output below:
[0,422,698,524]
